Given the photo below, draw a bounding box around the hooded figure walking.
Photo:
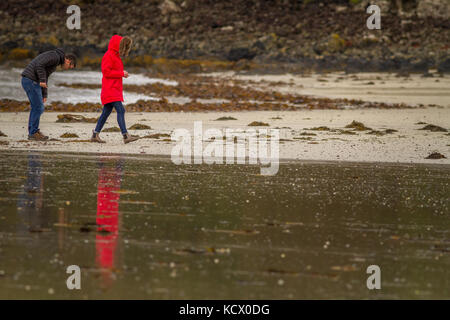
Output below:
[91,35,139,144]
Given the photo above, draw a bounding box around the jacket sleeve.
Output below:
[101,54,124,78]
[35,52,60,84]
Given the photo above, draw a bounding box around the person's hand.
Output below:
[39,82,47,88]
[123,71,129,78]
[43,98,47,103]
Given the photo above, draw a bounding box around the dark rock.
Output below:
[419,124,447,132]
[437,57,450,73]
[252,41,265,51]
[425,152,446,159]
[36,43,57,54]
[1,41,19,52]
[227,48,256,61]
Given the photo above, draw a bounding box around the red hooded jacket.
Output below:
[101,35,124,105]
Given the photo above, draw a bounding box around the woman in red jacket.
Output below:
[91,35,138,144]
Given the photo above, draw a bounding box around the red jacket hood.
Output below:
[108,35,122,53]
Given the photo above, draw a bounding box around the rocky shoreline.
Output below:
[0,0,449,73]
[0,72,421,112]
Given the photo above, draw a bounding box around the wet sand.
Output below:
[206,71,450,107]
[0,151,448,299]
[0,108,449,164]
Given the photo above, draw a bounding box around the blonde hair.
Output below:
[119,36,133,57]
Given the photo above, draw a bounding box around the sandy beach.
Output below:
[1,70,449,165]
[0,108,448,164]
[205,71,450,107]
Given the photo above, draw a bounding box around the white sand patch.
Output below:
[1,108,448,164]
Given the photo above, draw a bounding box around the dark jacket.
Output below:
[21,48,65,98]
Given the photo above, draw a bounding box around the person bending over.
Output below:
[21,48,76,140]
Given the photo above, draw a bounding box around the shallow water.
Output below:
[0,151,448,299]
[0,68,230,106]
[0,68,176,104]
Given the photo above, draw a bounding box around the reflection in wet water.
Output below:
[16,155,46,233]
[0,151,448,299]
[95,159,123,289]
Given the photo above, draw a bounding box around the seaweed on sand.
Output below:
[345,121,372,131]
[129,123,152,130]
[419,124,447,132]
[60,132,79,138]
[56,114,98,123]
[248,121,269,127]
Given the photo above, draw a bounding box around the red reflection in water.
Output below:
[95,160,123,287]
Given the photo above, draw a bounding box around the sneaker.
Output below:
[28,132,48,141]
[90,131,106,143]
[123,132,139,144]
[36,130,49,140]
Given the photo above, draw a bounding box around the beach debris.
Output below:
[367,129,398,136]
[97,229,112,235]
[248,121,269,126]
[103,127,121,132]
[299,132,317,136]
[56,114,98,123]
[215,116,237,121]
[432,244,450,253]
[0,130,7,137]
[29,227,52,233]
[205,228,260,235]
[79,221,98,233]
[293,136,314,140]
[395,71,410,78]
[65,139,92,143]
[174,248,211,255]
[143,133,171,139]
[79,226,92,233]
[307,126,330,131]
[267,268,300,276]
[112,189,140,194]
[425,152,446,159]
[419,124,447,132]
[415,121,427,125]
[336,129,357,135]
[345,120,372,131]
[330,265,359,272]
[129,123,152,130]
[60,132,79,138]
[0,141,8,145]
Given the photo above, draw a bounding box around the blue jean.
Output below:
[94,101,127,134]
[21,77,44,136]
